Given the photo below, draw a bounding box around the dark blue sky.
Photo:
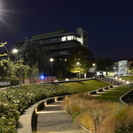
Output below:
[0,0,133,59]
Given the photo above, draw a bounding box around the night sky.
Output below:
[0,0,133,59]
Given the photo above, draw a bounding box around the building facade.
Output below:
[113,60,130,76]
[16,27,88,60]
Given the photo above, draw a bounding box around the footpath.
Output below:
[34,100,86,133]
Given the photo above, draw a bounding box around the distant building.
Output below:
[16,27,88,60]
[113,60,130,76]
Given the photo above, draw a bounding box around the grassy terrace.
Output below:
[95,86,133,102]
[121,76,133,81]
[61,80,110,93]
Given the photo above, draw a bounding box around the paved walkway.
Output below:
[34,100,86,133]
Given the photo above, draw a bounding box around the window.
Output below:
[67,36,74,40]
[50,38,58,42]
[62,36,66,41]
[59,51,67,55]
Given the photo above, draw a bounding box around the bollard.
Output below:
[55,97,58,102]
[44,101,47,106]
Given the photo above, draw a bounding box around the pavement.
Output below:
[34,100,86,133]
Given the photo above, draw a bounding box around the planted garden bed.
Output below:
[0,80,109,133]
[64,94,133,133]
[0,84,74,133]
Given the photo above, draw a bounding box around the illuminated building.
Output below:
[16,27,88,59]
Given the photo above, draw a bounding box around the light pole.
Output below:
[12,49,18,62]
[12,49,18,54]
[77,62,80,80]
[50,58,54,76]
[12,48,18,85]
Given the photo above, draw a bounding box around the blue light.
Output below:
[40,75,45,80]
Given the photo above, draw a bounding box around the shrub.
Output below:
[0,83,74,132]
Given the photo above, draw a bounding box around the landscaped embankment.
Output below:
[65,94,133,133]
[0,79,109,133]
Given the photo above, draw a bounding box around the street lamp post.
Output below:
[12,48,18,62]
[77,62,80,80]
[50,58,54,76]
[12,48,18,85]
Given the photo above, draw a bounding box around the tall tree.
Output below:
[18,40,50,74]
[66,46,95,74]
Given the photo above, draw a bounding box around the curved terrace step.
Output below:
[36,100,86,133]
[17,84,112,133]
[17,95,87,133]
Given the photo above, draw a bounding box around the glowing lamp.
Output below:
[126,81,129,84]
[40,75,45,80]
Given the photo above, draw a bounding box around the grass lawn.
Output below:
[95,86,133,102]
[61,80,109,93]
[121,76,133,81]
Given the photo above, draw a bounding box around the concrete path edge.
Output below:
[17,85,112,133]
[119,88,133,106]
[17,95,68,133]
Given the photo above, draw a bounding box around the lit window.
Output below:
[62,36,66,41]
[67,36,74,40]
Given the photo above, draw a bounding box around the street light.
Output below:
[93,63,96,67]
[12,48,18,54]
[12,48,18,85]
[50,58,54,76]
[77,62,80,65]
[77,62,80,80]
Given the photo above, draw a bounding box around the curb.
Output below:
[65,109,91,133]
[119,89,133,106]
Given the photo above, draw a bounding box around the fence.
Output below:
[23,76,57,84]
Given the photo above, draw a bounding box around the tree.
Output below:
[96,58,106,71]
[28,62,39,82]
[57,70,63,78]
[0,42,31,85]
[0,59,30,84]
[66,46,95,74]
[18,40,50,74]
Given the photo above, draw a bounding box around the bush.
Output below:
[0,83,74,133]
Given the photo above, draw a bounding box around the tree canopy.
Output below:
[18,40,50,74]
[66,46,95,73]
[96,58,113,72]
[96,58,106,71]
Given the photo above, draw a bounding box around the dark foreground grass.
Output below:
[96,86,133,102]
[61,80,109,93]
[121,76,133,81]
